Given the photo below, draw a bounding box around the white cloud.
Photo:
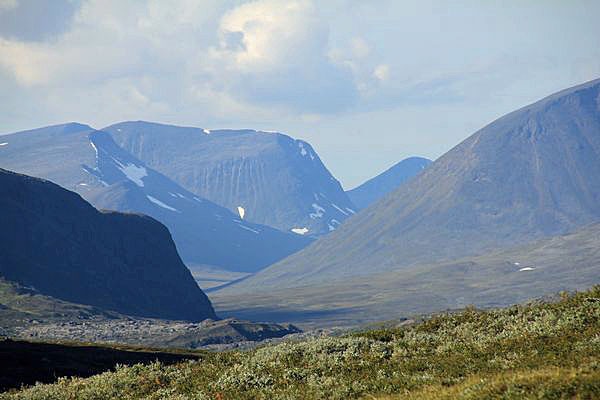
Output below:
[0,0,17,12]
[0,0,599,187]
[373,64,390,82]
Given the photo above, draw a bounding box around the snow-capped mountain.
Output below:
[0,124,311,273]
[103,121,357,236]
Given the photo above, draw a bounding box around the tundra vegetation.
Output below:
[2,287,599,399]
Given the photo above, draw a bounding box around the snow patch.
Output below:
[291,227,309,235]
[193,196,203,202]
[328,224,336,231]
[309,203,325,219]
[346,207,356,214]
[519,267,535,271]
[298,142,307,156]
[203,128,211,134]
[169,192,178,198]
[78,183,88,186]
[147,195,179,212]
[331,203,349,216]
[0,142,8,146]
[237,206,245,219]
[90,141,98,160]
[113,158,147,187]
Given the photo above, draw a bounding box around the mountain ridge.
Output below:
[346,156,431,209]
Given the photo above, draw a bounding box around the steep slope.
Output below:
[226,78,600,291]
[0,125,311,273]
[103,121,356,236]
[346,156,431,209]
[0,169,216,321]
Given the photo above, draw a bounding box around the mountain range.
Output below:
[346,156,431,209]
[219,78,600,293]
[103,121,357,236]
[0,168,215,321]
[0,124,311,274]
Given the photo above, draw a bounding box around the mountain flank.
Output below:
[104,121,356,236]
[346,156,431,209]
[221,78,600,292]
[0,168,216,321]
[0,125,311,274]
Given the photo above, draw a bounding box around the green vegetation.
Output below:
[3,288,600,399]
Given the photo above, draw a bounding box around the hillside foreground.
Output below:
[2,286,599,399]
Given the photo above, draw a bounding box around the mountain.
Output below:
[103,121,356,236]
[222,78,600,291]
[0,124,311,273]
[0,168,216,321]
[211,222,600,327]
[346,157,431,209]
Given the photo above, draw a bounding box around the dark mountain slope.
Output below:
[103,121,356,236]
[226,78,600,290]
[346,156,431,209]
[0,125,311,273]
[0,169,216,321]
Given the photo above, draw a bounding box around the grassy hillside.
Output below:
[3,287,599,399]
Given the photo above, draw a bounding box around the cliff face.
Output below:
[104,122,356,236]
[0,168,216,321]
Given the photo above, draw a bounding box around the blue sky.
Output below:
[1,0,599,188]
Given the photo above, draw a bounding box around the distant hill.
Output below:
[103,121,356,236]
[223,78,600,291]
[0,125,311,273]
[0,169,216,321]
[346,157,431,209]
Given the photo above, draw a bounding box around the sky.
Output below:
[1,0,599,189]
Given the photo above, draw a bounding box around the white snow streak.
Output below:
[346,207,356,214]
[298,142,307,156]
[0,142,8,146]
[331,203,349,216]
[237,206,246,219]
[519,267,535,271]
[203,128,211,134]
[238,224,259,234]
[90,141,98,159]
[291,227,309,235]
[147,195,179,212]
[309,203,325,219]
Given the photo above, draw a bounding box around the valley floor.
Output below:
[2,287,599,399]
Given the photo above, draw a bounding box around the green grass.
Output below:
[2,288,600,399]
